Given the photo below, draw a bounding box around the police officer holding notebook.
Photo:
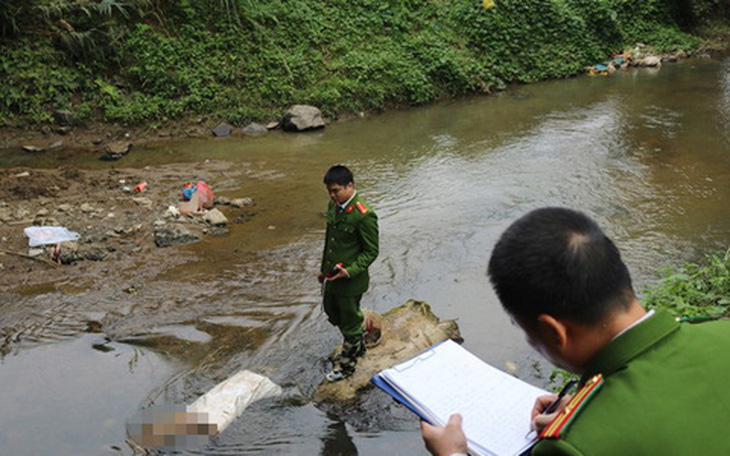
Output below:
[422,207,730,455]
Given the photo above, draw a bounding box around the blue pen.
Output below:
[525,379,577,438]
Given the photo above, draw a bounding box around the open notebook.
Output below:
[372,340,547,456]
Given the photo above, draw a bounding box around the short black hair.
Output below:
[323,165,354,186]
[487,207,635,326]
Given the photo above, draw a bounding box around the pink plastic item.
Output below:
[196,181,215,209]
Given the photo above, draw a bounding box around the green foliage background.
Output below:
[0,0,727,126]
[643,248,730,320]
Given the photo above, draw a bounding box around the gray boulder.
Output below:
[242,122,269,136]
[281,105,326,132]
[212,122,233,137]
[100,142,132,161]
[634,56,662,67]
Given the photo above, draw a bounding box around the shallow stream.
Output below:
[1,58,730,455]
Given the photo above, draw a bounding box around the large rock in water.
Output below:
[281,104,326,132]
[313,300,461,404]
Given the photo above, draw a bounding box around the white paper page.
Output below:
[382,340,546,456]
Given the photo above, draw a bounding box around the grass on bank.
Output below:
[0,0,728,127]
[643,248,730,320]
[550,248,730,388]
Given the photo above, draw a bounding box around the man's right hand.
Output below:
[530,393,572,433]
[317,272,325,284]
[421,413,468,456]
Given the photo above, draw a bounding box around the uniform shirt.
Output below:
[321,193,379,296]
[532,309,730,455]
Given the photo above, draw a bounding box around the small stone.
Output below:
[22,145,44,153]
[209,227,230,236]
[242,122,269,136]
[0,207,15,223]
[230,197,254,208]
[203,208,228,226]
[164,206,181,219]
[35,208,49,217]
[49,140,64,150]
[131,197,153,208]
[57,204,71,214]
[83,247,107,261]
[154,224,200,247]
[107,213,115,218]
[28,248,45,257]
[14,171,30,177]
[212,122,233,137]
[266,121,280,130]
[214,196,231,206]
[80,203,95,213]
[153,220,166,227]
[268,225,276,230]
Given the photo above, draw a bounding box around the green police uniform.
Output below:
[532,309,730,455]
[321,193,379,342]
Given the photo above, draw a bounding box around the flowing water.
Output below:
[1,58,730,455]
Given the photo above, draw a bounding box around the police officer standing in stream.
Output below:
[318,165,379,382]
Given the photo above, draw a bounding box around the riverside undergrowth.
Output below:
[550,247,730,388]
[0,0,727,127]
[642,248,730,320]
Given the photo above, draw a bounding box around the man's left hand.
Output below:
[421,413,468,456]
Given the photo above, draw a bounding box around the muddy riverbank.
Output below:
[0,161,256,290]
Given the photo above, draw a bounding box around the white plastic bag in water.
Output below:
[24,226,80,247]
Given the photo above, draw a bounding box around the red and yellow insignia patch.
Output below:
[346,205,354,213]
[539,374,604,440]
[355,201,368,214]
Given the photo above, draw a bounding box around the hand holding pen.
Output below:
[526,380,578,438]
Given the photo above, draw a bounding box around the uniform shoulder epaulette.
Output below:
[539,374,604,440]
[355,201,369,214]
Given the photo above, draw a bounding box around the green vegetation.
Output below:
[0,0,727,127]
[643,248,730,319]
[550,247,730,388]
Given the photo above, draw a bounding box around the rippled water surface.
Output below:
[1,59,729,455]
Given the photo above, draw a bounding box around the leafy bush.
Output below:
[0,0,727,126]
[0,40,92,125]
[549,247,730,387]
[642,248,730,319]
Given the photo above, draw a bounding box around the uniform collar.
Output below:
[338,192,357,211]
[580,309,679,383]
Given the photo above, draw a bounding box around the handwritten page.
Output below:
[380,340,546,456]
